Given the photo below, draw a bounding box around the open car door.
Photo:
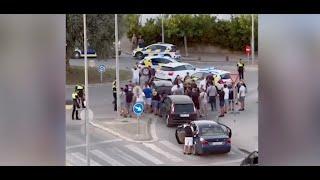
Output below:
[218,123,232,138]
[175,124,186,144]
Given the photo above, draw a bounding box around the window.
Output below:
[146,45,155,51]
[174,104,194,113]
[200,126,226,136]
[191,72,204,79]
[160,66,174,71]
[221,73,231,79]
[151,58,160,65]
[185,65,195,70]
[158,45,167,52]
[170,46,177,52]
[174,65,186,71]
[157,58,171,64]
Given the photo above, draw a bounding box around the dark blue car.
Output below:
[175,120,232,155]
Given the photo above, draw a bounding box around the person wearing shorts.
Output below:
[238,81,246,111]
[143,83,152,113]
[184,124,194,155]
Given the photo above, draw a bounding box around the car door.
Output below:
[218,123,232,138]
[175,124,186,144]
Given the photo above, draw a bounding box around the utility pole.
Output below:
[161,14,164,43]
[251,14,255,64]
[83,14,90,166]
[115,14,120,119]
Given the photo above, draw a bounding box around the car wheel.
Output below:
[136,52,143,60]
[74,51,81,59]
[166,115,171,127]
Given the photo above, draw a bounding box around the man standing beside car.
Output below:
[183,123,194,155]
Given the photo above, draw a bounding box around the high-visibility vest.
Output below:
[144,59,152,67]
[72,92,78,99]
[237,62,244,67]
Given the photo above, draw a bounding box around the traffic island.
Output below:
[90,114,156,142]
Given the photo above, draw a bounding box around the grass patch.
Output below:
[66,66,131,85]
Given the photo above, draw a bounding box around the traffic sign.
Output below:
[98,64,106,73]
[245,45,251,55]
[133,102,144,116]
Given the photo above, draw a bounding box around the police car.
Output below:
[155,62,197,82]
[132,43,181,60]
[191,67,232,86]
[137,55,180,70]
[73,41,121,59]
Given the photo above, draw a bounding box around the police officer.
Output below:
[76,83,85,108]
[112,79,117,111]
[72,90,81,120]
[237,59,245,80]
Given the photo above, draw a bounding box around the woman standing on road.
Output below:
[199,88,208,118]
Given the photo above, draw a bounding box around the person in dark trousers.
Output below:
[72,91,81,120]
[206,82,217,111]
[76,84,86,108]
[218,87,225,117]
[237,59,245,80]
[112,79,117,111]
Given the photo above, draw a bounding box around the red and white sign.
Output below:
[245,45,251,55]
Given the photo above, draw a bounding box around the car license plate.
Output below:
[210,142,223,145]
[180,114,189,117]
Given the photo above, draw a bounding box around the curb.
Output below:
[90,119,158,143]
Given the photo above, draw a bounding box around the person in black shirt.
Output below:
[184,123,194,155]
[218,88,225,117]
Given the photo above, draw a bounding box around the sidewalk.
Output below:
[90,114,156,142]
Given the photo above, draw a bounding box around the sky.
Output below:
[140,14,232,25]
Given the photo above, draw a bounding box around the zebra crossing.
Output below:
[66,139,242,166]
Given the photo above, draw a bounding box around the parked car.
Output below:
[175,120,232,155]
[150,80,173,95]
[73,41,121,59]
[240,151,258,166]
[132,43,181,60]
[159,95,197,127]
[192,68,232,86]
[137,55,180,70]
[155,62,197,82]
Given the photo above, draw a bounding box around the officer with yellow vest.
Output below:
[72,90,81,120]
[237,59,245,80]
[112,79,117,111]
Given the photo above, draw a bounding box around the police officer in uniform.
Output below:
[237,59,245,80]
[72,90,81,120]
[76,83,86,108]
[112,79,117,111]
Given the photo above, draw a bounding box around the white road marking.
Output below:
[91,149,124,166]
[67,152,101,166]
[158,140,183,154]
[126,144,163,165]
[143,143,183,163]
[66,139,123,150]
[111,147,145,166]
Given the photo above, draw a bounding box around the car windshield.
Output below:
[170,46,177,52]
[200,126,226,137]
[174,104,194,113]
[160,66,174,71]
[221,73,231,79]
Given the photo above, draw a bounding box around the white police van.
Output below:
[132,43,181,60]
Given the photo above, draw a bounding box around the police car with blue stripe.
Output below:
[132,43,181,60]
[191,67,232,86]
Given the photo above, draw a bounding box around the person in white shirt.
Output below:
[238,81,246,111]
[199,78,207,91]
[223,84,229,114]
[171,81,184,95]
[199,88,208,118]
[132,67,140,85]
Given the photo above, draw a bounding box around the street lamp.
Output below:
[251,14,255,64]
[83,14,90,166]
[115,14,120,119]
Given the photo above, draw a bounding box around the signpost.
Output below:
[97,64,106,83]
[133,102,144,137]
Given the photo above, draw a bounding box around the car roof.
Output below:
[161,62,191,68]
[197,68,230,75]
[168,95,193,104]
[149,43,175,47]
[192,120,219,127]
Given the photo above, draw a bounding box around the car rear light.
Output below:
[171,104,175,113]
[227,138,231,144]
[200,137,208,145]
[168,72,174,76]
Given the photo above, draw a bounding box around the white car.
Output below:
[137,55,180,70]
[155,62,197,82]
[193,68,232,86]
[132,43,181,60]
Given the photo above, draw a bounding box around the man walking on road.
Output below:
[72,90,81,120]
[207,82,217,111]
[183,123,194,155]
[131,33,137,50]
[132,67,140,86]
[238,81,246,111]
[112,79,117,111]
[237,59,245,80]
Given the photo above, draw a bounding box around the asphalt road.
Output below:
[66,55,258,166]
